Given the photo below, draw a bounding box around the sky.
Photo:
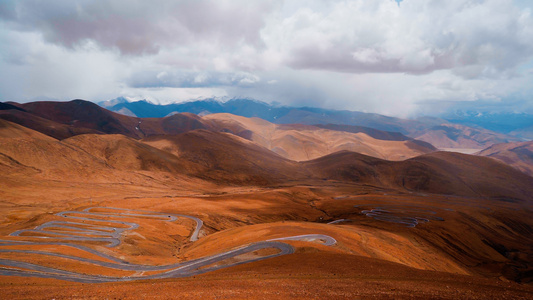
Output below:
[1,0,533,117]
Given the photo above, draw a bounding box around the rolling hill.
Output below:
[99,98,523,150]
[203,113,436,161]
[477,141,533,176]
[304,150,533,201]
[412,123,521,150]
[142,130,305,184]
[1,115,533,291]
[0,100,214,140]
[1,100,436,161]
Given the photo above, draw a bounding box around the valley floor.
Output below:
[0,177,532,299]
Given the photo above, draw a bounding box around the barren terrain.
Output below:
[0,102,532,299]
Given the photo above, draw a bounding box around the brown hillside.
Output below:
[16,100,141,138]
[142,130,305,185]
[0,119,57,141]
[314,123,412,141]
[0,135,106,179]
[2,100,214,140]
[132,113,214,137]
[477,141,533,177]
[414,124,520,150]
[0,109,102,139]
[61,134,196,174]
[1,118,533,293]
[304,150,533,201]
[204,113,435,161]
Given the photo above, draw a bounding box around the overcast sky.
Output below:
[1,0,533,116]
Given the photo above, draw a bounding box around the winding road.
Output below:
[0,207,335,283]
[354,204,445,227]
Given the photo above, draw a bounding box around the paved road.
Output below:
[355,204,444,227]
[0,207,335,282]
[269,234,337,246]
[327,219,351,225]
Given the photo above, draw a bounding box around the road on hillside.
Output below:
[0,207,336,283]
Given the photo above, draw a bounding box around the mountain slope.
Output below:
[412,124,520,150]
[0,104,104,139]
[443,110,533,136]
[100,98,521,150]
[477,141,533,177]
[313,123,411,141]
[304,151,533,201]
[0,119,57,140]
[204,113,436,161]
[61,134,194,173]
[142,130,305,185]
[14,100,141,137]
[1,100,214,140]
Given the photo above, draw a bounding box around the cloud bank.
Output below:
[0,0,532,116]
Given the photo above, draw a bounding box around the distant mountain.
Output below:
[411,123,521,150]
[511,126,533,140]
[1,115,531,199]
[99,98,523,149]
[1,98,523,152]
[98,97,294,120]
[477,141,533,177]
[203,113,436,161]
[99,98,431,134]
[442,110,533,139]
[0,99,434,161]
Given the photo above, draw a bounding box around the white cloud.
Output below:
[0,0,532,115]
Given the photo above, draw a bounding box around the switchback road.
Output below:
[0,207,335,282]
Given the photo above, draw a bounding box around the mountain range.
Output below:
[1,98,533,294]
[1,99,532,199]
[99,97,528,149]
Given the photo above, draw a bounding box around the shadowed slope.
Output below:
[0,119,57,140]
[15,100,141,138]
[0,109,102,139]
[304,151,533,201]
[477,141,533,177]
[61,134,195,174]
[1,100,214,140]
[135,113,214,137]
[143,130,305,185]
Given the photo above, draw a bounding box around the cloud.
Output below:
[0,0,532,116]
[0,0,279,55]
[0,30,124,101]
[127,70,261,88]
[264,0,533,77]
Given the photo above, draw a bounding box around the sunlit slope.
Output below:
[204,113,435,161]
